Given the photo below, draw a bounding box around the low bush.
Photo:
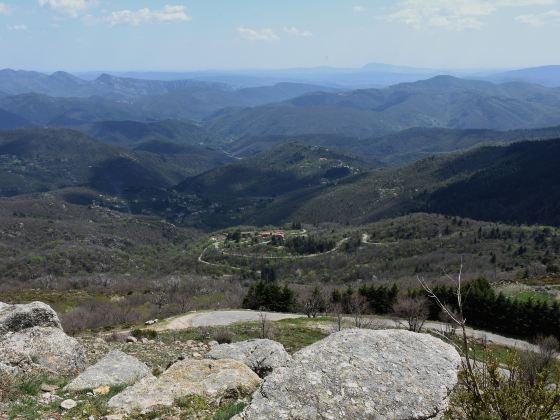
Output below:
[213,328,234,344]
[195,326,211,341]
[131,328,158,340]
[213,401,247,420]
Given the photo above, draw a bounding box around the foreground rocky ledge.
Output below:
[1,302,462,419]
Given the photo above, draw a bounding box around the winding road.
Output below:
[197,235,350,270]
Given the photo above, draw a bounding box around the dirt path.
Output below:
[197,243,242,270]
[154,309,539,353]
[362,318,540,353]
[156,310,304,330]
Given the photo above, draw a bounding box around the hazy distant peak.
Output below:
[95,73,115,83]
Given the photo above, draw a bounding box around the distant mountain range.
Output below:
[208,76,560,139]
[74,64,560,89]
[0,69,338,121]
[3,69,560,137]
[488,65,560,87]
[73,63,444,89]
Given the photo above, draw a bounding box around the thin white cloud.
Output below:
[7,24,28,31]
[353,5,366,13]
[386,0,557,31]
[237,26,279,41]
[0,2,9,15]
[37,0,94,17]
[283,26,313,37]
[106,5,191,26]
[516,9,560,26]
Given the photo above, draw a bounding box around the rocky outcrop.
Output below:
[207,339,291,377]
[238,329,461,420]
[0,302,86,376]
[0,301,61,335]
[65,350,150,392]
[108,358,261,414]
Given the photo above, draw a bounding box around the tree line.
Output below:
[415,277,560,340]
[242,274,560,341]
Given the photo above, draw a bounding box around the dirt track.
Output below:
[155,309,539,353]
[157,310,304,330]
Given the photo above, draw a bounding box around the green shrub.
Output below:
[131,328,158,340]
[213,401,247,420]
[26,255,46,264]
[17,376,44,396]
[7,395,39,419]
[448,346,560,419]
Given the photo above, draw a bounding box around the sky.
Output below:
[0,0,559,72]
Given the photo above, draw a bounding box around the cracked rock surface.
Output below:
[237,329,461,420]
[108,358,261,414]
[207,339,291,377]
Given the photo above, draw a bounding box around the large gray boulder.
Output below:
[0,301,61,335]
[207,339,291,377]
[65,350,151,392]
[0,326,86,376]
[238,329,461,420]
[108,358,261,414]
[0,301,86,376]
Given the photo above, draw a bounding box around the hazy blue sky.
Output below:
[0,0,559,71]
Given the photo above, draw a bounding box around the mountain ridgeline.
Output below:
[208,76,560,139]
[0,70,338,123]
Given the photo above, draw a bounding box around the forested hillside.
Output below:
[0,128,232,197]
[247,138,560,227]
[226,126,560,166]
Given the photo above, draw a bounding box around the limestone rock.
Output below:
[0,301,61,335]
[65,350,150,392]
[108,358,261,414]
[60,399,77,410]
[0,326,86,375]
[208,339,291,377]
[238,329,461,420]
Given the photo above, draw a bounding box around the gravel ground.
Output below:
[158,310,305,330]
